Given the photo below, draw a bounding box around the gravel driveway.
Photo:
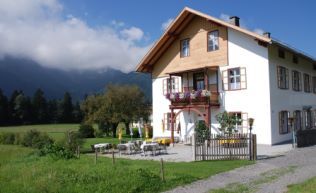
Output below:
[164,145,316,193]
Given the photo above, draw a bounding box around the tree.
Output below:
[47,99,58,123]
[32,89,48,124]
[59,92,74,123]
[13,92,33,124]
[0,89,9,126]
[8,90,21,125]
[216,111,240,135]
[81,84,148,137]
[72,102,83,123]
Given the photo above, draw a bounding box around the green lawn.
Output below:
[0,145,252,193]
[0,124,80,140]
[287,177,316,193]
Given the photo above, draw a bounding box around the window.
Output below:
[229,112,242,132]
[277,66,289,89]
[304,74,311,93]
[163,113,178,131]
[162,77,179,95]
[313,110,316,128]
[207,30,219,52]
[222,67,247,91]
[279,111,289,134]
[293,110,302,131]
[278,49,285,58]
[292,70,301,91]
[229,68,240,90]
[313,76,316,93]
[303,109,312,129]
[293,55,298,64]
[193,72,205,90]
[180,39,190,57]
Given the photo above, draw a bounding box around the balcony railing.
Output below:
[166,90,219,106]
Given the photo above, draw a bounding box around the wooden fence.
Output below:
[193,133,257,161]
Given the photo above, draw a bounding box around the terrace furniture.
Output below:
[141,142,159,156]
[117,142,136,155]
[93,143,111,153]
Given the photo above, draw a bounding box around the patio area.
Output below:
[97,142,293,162]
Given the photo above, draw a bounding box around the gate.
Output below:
[193,133,257,161]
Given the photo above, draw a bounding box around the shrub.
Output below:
[78,124,95,138]
[95,129,105,138]
[38,143,75,159]
[59,131,84,153]
[0,132,16,144]
[21,130,54,149]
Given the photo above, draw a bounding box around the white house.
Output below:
[136,7,316,145]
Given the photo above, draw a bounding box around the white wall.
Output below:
[268,45,316,144]
[220,28,271,144]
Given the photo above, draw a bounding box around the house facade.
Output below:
[136,7,316,145]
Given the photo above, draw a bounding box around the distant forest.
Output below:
[0,88,83,126]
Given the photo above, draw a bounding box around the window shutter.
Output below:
[277,66,281,88]
[286,68,289,89]
[292,71,295,90]
[299,73,302,91]
[241,112,248,133]
[222,70,228,91]
[279,112,282,134]
[174,77,179,92]
[240,67,247,89]
[163,79,167,95]
[287,111,290,132]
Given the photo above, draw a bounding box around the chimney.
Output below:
[229,16,240,27]
[263,32,271,38]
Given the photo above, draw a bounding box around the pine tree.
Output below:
[32,89,48,124]
[59,92,73,123]
[8,90,22,125]
[0,89,9,126]
[72,102,83,123]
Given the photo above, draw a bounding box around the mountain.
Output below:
[0,57,152,101]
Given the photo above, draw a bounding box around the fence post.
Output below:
[160,158,165,181]
[77,146,80,159]
[112,149,115,165]
[95,149,98,164]
[252,134,257,160]
[192,133,196,161]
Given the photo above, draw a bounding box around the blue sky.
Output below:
[61,0,316,56]
[0,0,314,73]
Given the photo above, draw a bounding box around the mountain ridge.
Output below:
[0,57,152,101]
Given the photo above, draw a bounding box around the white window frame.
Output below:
[228,68,241,90]
[207,30,219,52]
[180,39,190,57]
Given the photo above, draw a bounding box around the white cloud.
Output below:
[111,20,125,28]
[120,27,144,41]
[0,0,151,73]
[219,13,230,22]
[254,28,265,35]
[161,18,174,31]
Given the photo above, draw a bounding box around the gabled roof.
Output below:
[136,7,316,73]
[136,7,272,73]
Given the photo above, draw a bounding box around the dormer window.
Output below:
[207,30,219,52]
[278,49,285,59]
[180,39,190,57]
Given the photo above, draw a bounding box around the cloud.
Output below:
[120,27,144,41]
[254,28,265,35]
[111,20,125,28]
[0,0,151,73]
[219,13,230,22]
[161,18,174,31]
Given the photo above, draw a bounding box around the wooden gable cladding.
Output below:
[152,16,228,78]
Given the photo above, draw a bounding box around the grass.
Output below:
[209,166,297,193]
[287,177,316,193]
[0,145,252,193]
[0,124,80,140]
[0,124,136,151]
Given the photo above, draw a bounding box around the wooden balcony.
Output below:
[168,91,220,107]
